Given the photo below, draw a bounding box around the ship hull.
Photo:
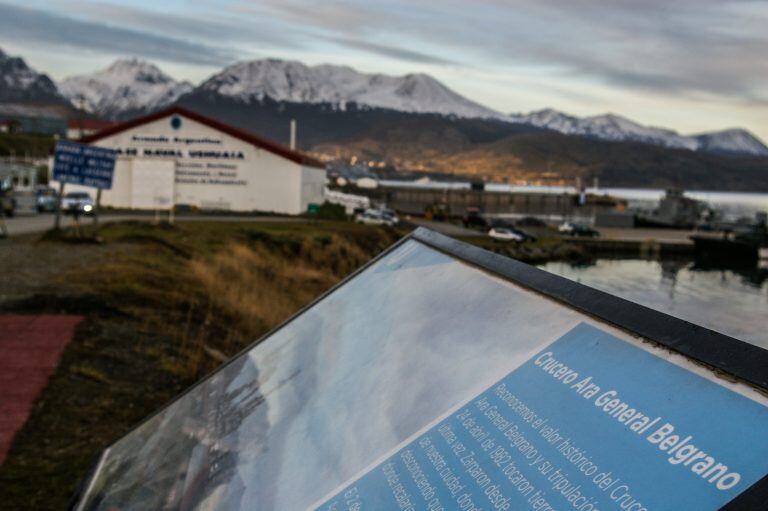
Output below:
[690,235,758,263]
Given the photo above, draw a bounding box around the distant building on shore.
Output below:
[66,119,117,140]
[0,104,67,137]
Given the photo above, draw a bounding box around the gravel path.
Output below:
[0,235,125,304]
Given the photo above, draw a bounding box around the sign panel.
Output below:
[52,140,116,189]
[71,238,768,511]
[314,323,768,511]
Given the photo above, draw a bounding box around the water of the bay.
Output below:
[538,258,768,349]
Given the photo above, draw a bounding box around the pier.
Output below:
[565,228,695,258]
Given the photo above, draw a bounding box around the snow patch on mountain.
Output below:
[509,108,767,155]
[509,109,698,150]
[693,129,768,157]
[60,59,193,118]
[197,59,501,119]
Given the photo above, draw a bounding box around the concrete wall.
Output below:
[359,187,580,217]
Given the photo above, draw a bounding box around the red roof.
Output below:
[67,119,117,131]
[79,106,325,169]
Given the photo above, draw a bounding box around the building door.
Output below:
[131,159,175,210]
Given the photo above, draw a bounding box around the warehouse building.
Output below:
[66,119,117,140]
[58,106,326,214]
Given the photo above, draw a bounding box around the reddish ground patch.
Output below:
[0,315,82,465]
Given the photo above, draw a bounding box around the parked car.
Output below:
[35,186,58,212]
[355,208,398,226]
[61,191,94,216]
[379,208,400,225]
[489,219,537,242]
[558,221,599,237]
[488,227,524,242]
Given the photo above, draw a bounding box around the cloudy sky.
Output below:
[1,0,767,140]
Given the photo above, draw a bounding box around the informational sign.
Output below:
[314,323,768,511]
[52,140,116,190]
[70,237,768,511]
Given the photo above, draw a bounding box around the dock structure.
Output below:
[564,236,694,258]
[564,227,695,257]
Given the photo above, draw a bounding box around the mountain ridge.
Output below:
[1,47,767,168]
[0,48,68,104]
[56,56,768,157]
[173,93,768,191]
[191,58,502,119]
[59,58,193,119]
[509,109,768,156]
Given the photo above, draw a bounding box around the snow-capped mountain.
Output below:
[693,129,768,157]
[509,109,698,150]
[196,59,501,119]
[1,45,764,158]
[509,108,582,134]
[0,48,65,103]
[59,59,193,118]
[574,114,699,150]
[509,108,768,156]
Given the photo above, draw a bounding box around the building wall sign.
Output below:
[109,133,248,187]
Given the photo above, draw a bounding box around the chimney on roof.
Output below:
[290,119,296,150]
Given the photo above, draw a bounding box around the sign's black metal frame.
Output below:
[69,227,768,510]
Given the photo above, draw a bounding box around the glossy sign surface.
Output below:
[75,240,768,511]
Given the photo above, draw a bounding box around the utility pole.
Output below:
[54,180,65,230]
[93,188,101,230]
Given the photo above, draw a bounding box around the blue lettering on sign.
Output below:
[53,140,116,190]
[314,323,768,511]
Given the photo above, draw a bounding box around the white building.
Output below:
[56,107,326,214]
[324,188,371,214]
[66,119,117,140]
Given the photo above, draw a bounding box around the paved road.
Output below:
[1,213,302,236]
[408,219,696,245]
